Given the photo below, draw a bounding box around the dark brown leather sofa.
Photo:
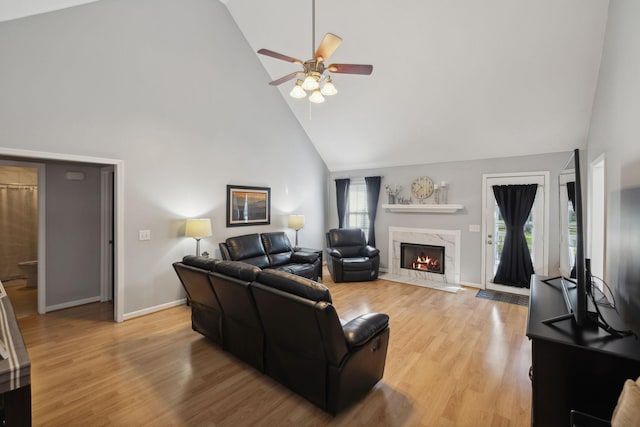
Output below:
[219,232,321,281]
[172,255,390,415]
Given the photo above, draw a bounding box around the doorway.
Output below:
[0,164,40,317]
[482,172,549,295]
[0,147,124,322]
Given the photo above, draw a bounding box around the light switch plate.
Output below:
[139,230,151,241]
[469,224,481,232]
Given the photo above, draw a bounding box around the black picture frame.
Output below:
[226,185,271,227]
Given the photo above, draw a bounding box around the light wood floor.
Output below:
[16,272,532,426]
[3,278,38,318]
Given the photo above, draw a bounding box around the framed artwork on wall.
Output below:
[226,185,271,227]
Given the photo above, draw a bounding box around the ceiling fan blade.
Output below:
[314,33,342,62]
[327,64,374,75]
[257,49,302,64]
[269,72,300,86]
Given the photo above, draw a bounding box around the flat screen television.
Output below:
[544,148,593,327]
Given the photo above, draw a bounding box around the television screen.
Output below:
[544,149,590,327]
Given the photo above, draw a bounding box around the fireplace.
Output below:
[401,243,445,274]
[387,227,461,291]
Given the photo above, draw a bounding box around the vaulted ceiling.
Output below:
[1,0,610,172]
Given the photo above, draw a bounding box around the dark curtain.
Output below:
[567,181,576,211]
[567,181,577,278]
[335,178,350,228]
[492,184,538,287]
[364,176,381,246]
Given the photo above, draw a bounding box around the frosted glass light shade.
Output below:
[288,215,305,230]
[185,218,212,238]
[302,75,320,91]
[321,80,337,96]
[309,90,325,103]
[290,82,307,99]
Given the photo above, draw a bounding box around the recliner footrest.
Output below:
[342,257,371,270]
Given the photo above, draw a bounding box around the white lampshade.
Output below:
[289,81,307,99]
[321,78,338,96]
[309,90,325,104]
[185,218,212,238]
[288,215,305,230]
[302,75,320,91]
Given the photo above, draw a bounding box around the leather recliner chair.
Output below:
[325,228,380,282]
[172,256,223,344]
[251,269,390,415]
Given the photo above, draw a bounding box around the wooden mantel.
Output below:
[381,204,464,214]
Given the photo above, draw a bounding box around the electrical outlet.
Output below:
[139,230,151,241]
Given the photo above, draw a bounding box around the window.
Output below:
[346,179,369,238]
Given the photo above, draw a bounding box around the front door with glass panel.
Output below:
[483,173,548,295]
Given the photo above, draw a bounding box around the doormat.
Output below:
[476,289,529,306]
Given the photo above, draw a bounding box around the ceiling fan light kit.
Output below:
[257,0,372,103]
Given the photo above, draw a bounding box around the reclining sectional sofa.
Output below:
[219,232,322,281]
[172,255,390,415]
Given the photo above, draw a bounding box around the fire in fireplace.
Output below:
[400,243,445,274]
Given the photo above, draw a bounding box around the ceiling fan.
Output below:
[257,0,373,104]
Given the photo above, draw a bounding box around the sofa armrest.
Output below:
[327,248,343,259]
[362,246,380,257]
[291,250,319,264]
[343,313,389,349]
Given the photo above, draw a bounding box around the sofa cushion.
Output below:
[261,232,294,266]
[291,250,319,264]
[224,234,270,268]
[257,269,332,303]
[612,377,640,427]
[215,260,261,282]
[273,263,317,280]
[182,255,219,271]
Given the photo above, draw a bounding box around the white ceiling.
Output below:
[224,0,609,171]
[1,0,610,172]
[0,0,99,22]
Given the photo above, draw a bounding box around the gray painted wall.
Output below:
[0,0,328,315]
[328,151,570,285]
[586,0,640,329]
[45,163,101,306]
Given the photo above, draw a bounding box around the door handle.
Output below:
[487,240,493,245]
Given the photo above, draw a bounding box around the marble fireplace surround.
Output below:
[385,226,461,293]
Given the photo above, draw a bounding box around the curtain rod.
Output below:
[333,176,384,181]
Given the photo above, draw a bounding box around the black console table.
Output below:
[526,275,640,426]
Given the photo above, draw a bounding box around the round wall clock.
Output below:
[411,176,435,200]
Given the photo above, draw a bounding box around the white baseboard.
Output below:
[459,281,482,289]
[123,298,187,321]
[46,296,101,312]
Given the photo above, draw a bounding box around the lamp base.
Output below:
[195,238,201,257]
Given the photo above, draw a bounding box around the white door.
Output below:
[482,172,549,295]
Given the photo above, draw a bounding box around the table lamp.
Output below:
[288,214,305,248]
[185,218,212,256]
